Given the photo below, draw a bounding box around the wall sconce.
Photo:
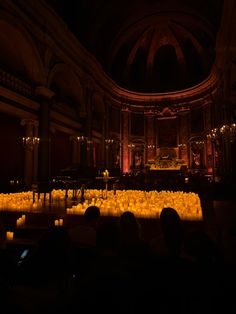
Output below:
[128,143,136,149]
[76,135,87,143]
[178,143,186,148]
[192,141,205,149]
[207,128,220,141]
[207,123,236,143]
[147,144,155,149]
[22,136,40,150]
[105,139,114,144]
[220,123,236,142]
[86,139,93,145]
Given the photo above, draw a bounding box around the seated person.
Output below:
[68,205,100,248]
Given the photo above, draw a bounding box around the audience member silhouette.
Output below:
[77,220,123,314]
[118,211,148,258]
[11,226,72,314]
[149,207,227,314]
[69,205,100,248]
[16,226,71,286]
[150,207,185,258]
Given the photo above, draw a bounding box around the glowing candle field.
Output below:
[67,189,202,220]
[0,189,202,220]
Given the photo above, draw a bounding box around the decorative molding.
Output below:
[35,86,55,99]
[0,86,39,111]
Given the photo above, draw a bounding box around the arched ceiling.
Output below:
[48,0,223,93]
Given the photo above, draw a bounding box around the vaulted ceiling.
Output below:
[47,0,224,93]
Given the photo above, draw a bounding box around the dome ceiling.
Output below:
[48,0,223,93]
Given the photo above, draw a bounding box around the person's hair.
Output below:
[159,207,182,236]
[159,207,184,256]
[119,211,141,239]
[84,205,100,222]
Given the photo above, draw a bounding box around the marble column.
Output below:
[204,101,213,173]
[121,106,130,173]
[101,115,106,168]
[21,119,39,187]
[145,113,155,162]
[178,112,189,165]
[70,136,80,164]
[35,86,54,183]
[104,102,110,168]
[85,88,93,167]
[222,129,233,181]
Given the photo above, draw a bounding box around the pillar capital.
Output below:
[21,119,39,128]
[35,86,55,99]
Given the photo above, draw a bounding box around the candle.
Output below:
[16,218,22,227]
[22,214,26,223]
[6,231,14,240]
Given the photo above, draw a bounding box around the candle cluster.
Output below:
[0,189,202,220]
[16,214,26,227]
[0,190,71,212]
[66,189,202,220]
[54,219,63,226]
[103,170,109,178]
[0,192,35,211]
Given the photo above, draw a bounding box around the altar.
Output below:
[144,147,188,187]
[146,159,187,171]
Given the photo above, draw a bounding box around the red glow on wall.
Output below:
[123,154,129,173]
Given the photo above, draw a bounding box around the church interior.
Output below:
[0,0,236,312]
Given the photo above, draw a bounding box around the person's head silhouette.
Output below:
[159,207,183,257]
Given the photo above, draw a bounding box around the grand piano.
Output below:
[52,165,121,190]
[31,165,99,203]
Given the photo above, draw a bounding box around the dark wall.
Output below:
[50,130,72,176]
[158,118,177,147]
[131,113,144,136]
[0,112,24,186]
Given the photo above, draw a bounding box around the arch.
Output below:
[48,63,83,106]
[0,17,45,85]
[92,92,105,117]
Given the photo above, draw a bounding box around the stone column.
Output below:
[178,112,189,165]
[85,88,93,167]
[70,136,80,164]
[104,101,110,168]
[222,128,233,182]
[21,119,39,187]
[205,101,213,173]
[145,112,155,162]
[121,106,130,173]
[101,116,106,168]
[35,86,54,183]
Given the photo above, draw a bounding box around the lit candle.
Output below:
[22,215,26,223]
[6,231,14,240]
[16,218,22,227]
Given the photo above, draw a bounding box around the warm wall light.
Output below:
[76,135,87,143]
[22,136,40,150]
[128,143,135,149]
[105,139,114,144]
[207,123,236,143]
